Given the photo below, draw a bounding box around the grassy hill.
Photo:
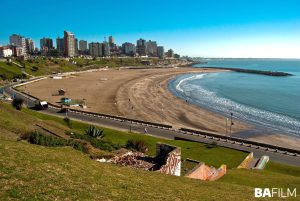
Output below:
[0,102,299,200]
[0,61,25,81]
[11,57,166,77]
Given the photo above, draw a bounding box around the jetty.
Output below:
[199,66,292,76]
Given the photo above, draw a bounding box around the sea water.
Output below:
[168,59,300,137]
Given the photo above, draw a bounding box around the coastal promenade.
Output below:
[3,83,300,167]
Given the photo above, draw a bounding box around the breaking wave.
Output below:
[170,73,300,137]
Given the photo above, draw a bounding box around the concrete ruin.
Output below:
[154,143,181,176]
[237,152,269,170]
[97,143,182,176]
[185,163,227,181]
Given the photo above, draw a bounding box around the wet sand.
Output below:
[21,67,300,149]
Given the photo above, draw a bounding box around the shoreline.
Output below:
[19,67,300,149]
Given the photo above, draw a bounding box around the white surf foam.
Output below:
[172,73,300,137]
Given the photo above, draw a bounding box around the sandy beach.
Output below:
[20,67,300,149]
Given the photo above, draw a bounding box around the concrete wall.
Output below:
[156,143,181,176]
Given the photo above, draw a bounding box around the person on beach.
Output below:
[144,127,148,134]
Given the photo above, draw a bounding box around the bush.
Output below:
[28,131,67,147]
[12,98,24,110]
[205,141,218,149]
[25,131,86,151]
[30,66,39,72]
[67,132,119,152]
[86,126,104,138]
[126,139,149,153]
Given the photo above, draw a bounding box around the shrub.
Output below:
[205,141,218,149]
[25,131,87,151]
[86,126,104,138]
[30,66,39,72]
[28,131,67,147]
[67,132,119,152]
[12,98,24,110]
[126,139,149,153]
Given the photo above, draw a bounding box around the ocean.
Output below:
[168,59,300,137]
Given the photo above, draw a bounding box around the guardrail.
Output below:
[179,127,300,155]
[51,102,173,129]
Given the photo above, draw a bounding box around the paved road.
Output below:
[3,85,300,167]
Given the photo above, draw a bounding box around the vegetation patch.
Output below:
[126,139,149,153]
[66,131,120,152]
[21,131,84,151]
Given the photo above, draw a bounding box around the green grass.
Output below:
[0,102,300,200]
[23,106,247,168]
[0,61,24,80]
[12,57,164,78]
[1,57,180,80]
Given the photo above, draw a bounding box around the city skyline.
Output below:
[1,0,300,58]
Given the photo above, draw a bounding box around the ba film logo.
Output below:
[254,188,297,198]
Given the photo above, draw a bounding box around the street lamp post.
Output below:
[229,112,233,136]
[129,99,132,133]
[226,118,228,136]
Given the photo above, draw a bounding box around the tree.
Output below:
[12,98,24,110]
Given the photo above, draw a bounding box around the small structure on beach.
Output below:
[61,97,72,104]
[58,89,66,96]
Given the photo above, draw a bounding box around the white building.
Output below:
[0,46,13,57]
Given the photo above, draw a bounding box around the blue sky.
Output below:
[1,0,300,58]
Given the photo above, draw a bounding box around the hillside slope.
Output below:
[0,102,299,200]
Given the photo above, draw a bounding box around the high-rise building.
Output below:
[166,49,174,58]
[63,31,76,57]
[102,41,110,57]
[25,38,35,54]
[56,37,64,55]
[89,42,103,57]
[40,38,53,50]
[75,38,78,55]
[79,40,88,52]
[136,38,147,56]
[109,36,114,45]
[11,46,24,57]
[122,42,136,56]
[146,40,158,57]
[9,34,26,55]
[157,46,165,58]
